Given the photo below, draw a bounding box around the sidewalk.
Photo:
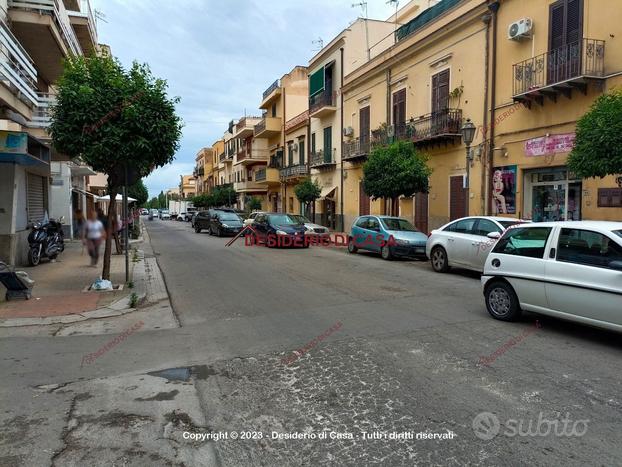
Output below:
[0,241,129,319]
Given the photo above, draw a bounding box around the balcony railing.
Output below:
[0,11,38,107]
[309,89,337,115]
[262,79,280,100]
[254,119,266,135]
[280,163,308,179]
[269,154,282,169]
[29,93,55,128]
[9,0,83,55]
[343,137,371,161]
[513,38,606,101]
[255,168,266,181]
[310,149,336,168]
[219,152,226,162]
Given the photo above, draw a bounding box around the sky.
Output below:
[91,0,402,199]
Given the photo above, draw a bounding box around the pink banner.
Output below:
[525,133,575,157]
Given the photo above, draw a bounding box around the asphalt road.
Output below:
[1,218,621,466]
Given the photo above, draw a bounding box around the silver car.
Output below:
[290,215,329,235]
[426,216,525,273]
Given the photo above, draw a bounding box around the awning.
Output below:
[320,186,337,200]
[72,187,97,198]
[95,194,137,202]
[309,67,325,97]
[69,164,96,176]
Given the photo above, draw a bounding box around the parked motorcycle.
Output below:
[27,216,65,266]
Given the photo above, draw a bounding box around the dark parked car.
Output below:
[193,210,213,233]
[251,213,307,248]
[209,211,244,236]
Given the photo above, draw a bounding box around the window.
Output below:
[597,188,622,207]
[367,217,380,231]
[446,218,477,234]
[311,133,316,154]
[493,227,552,258]
[474,219,501,237]
[271,103,277,118]
[287,142,294,166]
[323,126,332,161]
[298,138,305,164]
[431,69,450,113]
[355,217,369,229]
[557,228,622,269]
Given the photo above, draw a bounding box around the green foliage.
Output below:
[157,191,166,208]
[211,185,237,207]
[567,88,622,178]
[294,178,321,204]
[192,193,212,208]
[246,196,262,212]
[50,55,182,188]
[128,179,148,206]
[146,197,159,209]
[362,140,432,200]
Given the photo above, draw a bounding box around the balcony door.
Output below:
[392,88,406,139]
[548,0,583,84]
[359,106,370,153]
[431,69,450,134]
[323,126,332,163]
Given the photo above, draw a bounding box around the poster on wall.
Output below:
[492,165,517,215]
[524,133,575,157]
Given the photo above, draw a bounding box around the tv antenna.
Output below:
[95,9,108,23]
[386,0,399,30]
[352,2,370,61]
[312,37,324,52]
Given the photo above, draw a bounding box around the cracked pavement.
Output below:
[1,219,621,466]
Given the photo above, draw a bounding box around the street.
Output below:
[1,219,621,466]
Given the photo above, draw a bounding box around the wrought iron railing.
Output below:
[343,137,371,159]
[410,109,462,142]
[513,38,605,96]
[310,149,335,167]
[280,164,308,178]
[309,89,337,114]
[262,79,280,100]
[254,119,266,135]
[269,154,282,169]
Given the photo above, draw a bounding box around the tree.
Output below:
[294,178,321,218]
[50,55,182,279]
[146,197,159,209]
[567,88,622,178]
[246,196,262,212]
[192,193,213,208]
[157,191,167,209]
[362,140,431,211]
[128,179,148,207]
[212,185,236,207]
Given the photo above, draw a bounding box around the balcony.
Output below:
[0,131,51,174]
[342,137,370,162]
[193,166,204,177]
[254,116,281,138]
[233,179,268,193]
[512,38,606,107]
[8,0,82,83]
[67,0,98,55]
[0,13,38,110]
[310,149,336,169]
[235,116,261,138]
[255,167,280,185]
[260,79,281,109]
[235,143,268,166]
[408,109,462,146]
[29,93,55,129]
[219,152,226,162]
[280,163,308,179]
[309,89,337,118]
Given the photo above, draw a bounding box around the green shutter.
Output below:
[309,67,325,98]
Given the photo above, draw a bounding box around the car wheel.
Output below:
[381,245,392,260]
[217,228,222,237]
[485,281,522,321]
[431,246,449,273]
[347,237,358,254]
[195,225,201,233]
[208,226,213,235]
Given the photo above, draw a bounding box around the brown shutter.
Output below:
[359,106,370,146]
[392,89,406,138]
[566,0,583,44]
[432,69,450,112]
[449,176,466,221]
[359,182,370,216]
[414,192,428,234]
[549,1,565,51]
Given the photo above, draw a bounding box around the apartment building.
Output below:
[179,175,196,199]
[0,0,98,265]
[230,116,266,210]
[194,147,215,194]
[307,5,427,230]
[341,0,621,232]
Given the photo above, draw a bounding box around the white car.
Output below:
[244,211,265,227]
[159,210,171,220]
[482,221,622,332]
[426,216,526,273]
[290,214,330,235]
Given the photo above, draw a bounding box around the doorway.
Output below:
[524,168,582,221]
[449,175,466,221]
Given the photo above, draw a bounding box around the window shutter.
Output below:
[309,67,325,98]
[566,0,583,45]
[549,1,565,51]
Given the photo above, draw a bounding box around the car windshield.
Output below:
[381,218,418,232]
[614,230,622,239]
[269,214,298,225]
[291,215,310,223]
[219,214,240,221]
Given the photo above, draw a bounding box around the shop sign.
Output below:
[525,133,575,157]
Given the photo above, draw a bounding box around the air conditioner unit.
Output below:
[343,126,354,136]
[508,18,533,41]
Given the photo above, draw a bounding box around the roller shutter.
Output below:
[27,173,47,223]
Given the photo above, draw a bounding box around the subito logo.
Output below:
[472,412,500,440]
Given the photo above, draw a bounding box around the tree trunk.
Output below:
[102,187,117,280]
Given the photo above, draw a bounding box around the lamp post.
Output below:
[461,118,476,216]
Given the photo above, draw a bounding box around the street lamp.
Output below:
[461,118,476,216]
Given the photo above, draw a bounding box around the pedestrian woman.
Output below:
[83,209,106,266]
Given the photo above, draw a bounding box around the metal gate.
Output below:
[27,173,47,224]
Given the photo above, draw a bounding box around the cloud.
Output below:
[92,0,399,197]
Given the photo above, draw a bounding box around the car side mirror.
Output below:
[609,260,622,271]
[487,232,501,239]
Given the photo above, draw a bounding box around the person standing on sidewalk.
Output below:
[83,209,106,266]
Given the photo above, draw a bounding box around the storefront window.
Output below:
[523,168,581,221]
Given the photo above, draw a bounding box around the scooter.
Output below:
[27,216,65,266]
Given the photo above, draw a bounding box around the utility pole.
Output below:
[123,163,129,284]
